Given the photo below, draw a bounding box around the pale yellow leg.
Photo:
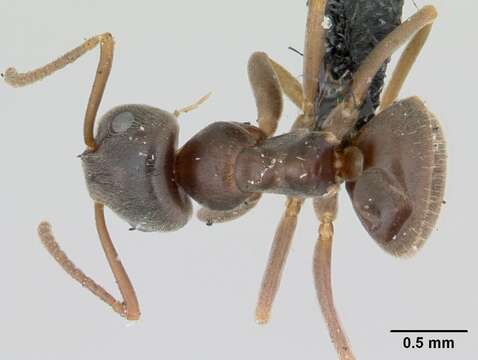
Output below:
[268,58,304,110]
[313,195,355,360]
[248,52,284,137]
[379,24,433,111]
[255,198,303,324]
[197,52,294,225]
[300,0,327,129]
[254,0,327,323]
[323,6,437,141]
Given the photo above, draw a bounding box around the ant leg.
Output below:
[255,198,303,324]
[38,203,140,320]
[197,56,303,225]
[299,0,327,129]
[196,52,290,224]
[3,33,114,151]
[379,24,433,111]
[268,58,304,110]
[351,6,437,108]
[323,6,437,140]
[248,52,283,137]
[255,1,326,323]
[197,44,309,226]
[313,194,355,360]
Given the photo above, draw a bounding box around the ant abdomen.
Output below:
[346,97,446,256]
[175,121,265,210]
[81,104,192,232]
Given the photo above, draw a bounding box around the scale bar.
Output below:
[390,330,468,333]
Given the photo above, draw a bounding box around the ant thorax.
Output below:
[235,130,340,198]
[176,121,345,208]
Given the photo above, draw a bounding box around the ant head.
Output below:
[81,104,192,231]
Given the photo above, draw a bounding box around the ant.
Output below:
[3,1,445,359]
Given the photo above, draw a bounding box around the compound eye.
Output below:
[111,111,135,133]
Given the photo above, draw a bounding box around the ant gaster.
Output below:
[3,1,445,359]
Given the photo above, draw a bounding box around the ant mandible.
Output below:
[3,1,445,359]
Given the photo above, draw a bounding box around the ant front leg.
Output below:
[268,58,303,110]
[195,50,308,316]
[247,51,284,137]
[196,51,286,225]
[4,33,140,320]
[197,49,311,227]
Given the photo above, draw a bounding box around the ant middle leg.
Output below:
[255,0,327,324]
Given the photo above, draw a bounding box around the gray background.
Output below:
[1,0,476,359]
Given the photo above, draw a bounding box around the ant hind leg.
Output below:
[313,195,356,360]
[322,6,437,140]
[379,23,434,111]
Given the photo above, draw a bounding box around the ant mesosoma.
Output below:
[3,1,446,359]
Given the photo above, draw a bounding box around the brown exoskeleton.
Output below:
[3,1,446,359]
